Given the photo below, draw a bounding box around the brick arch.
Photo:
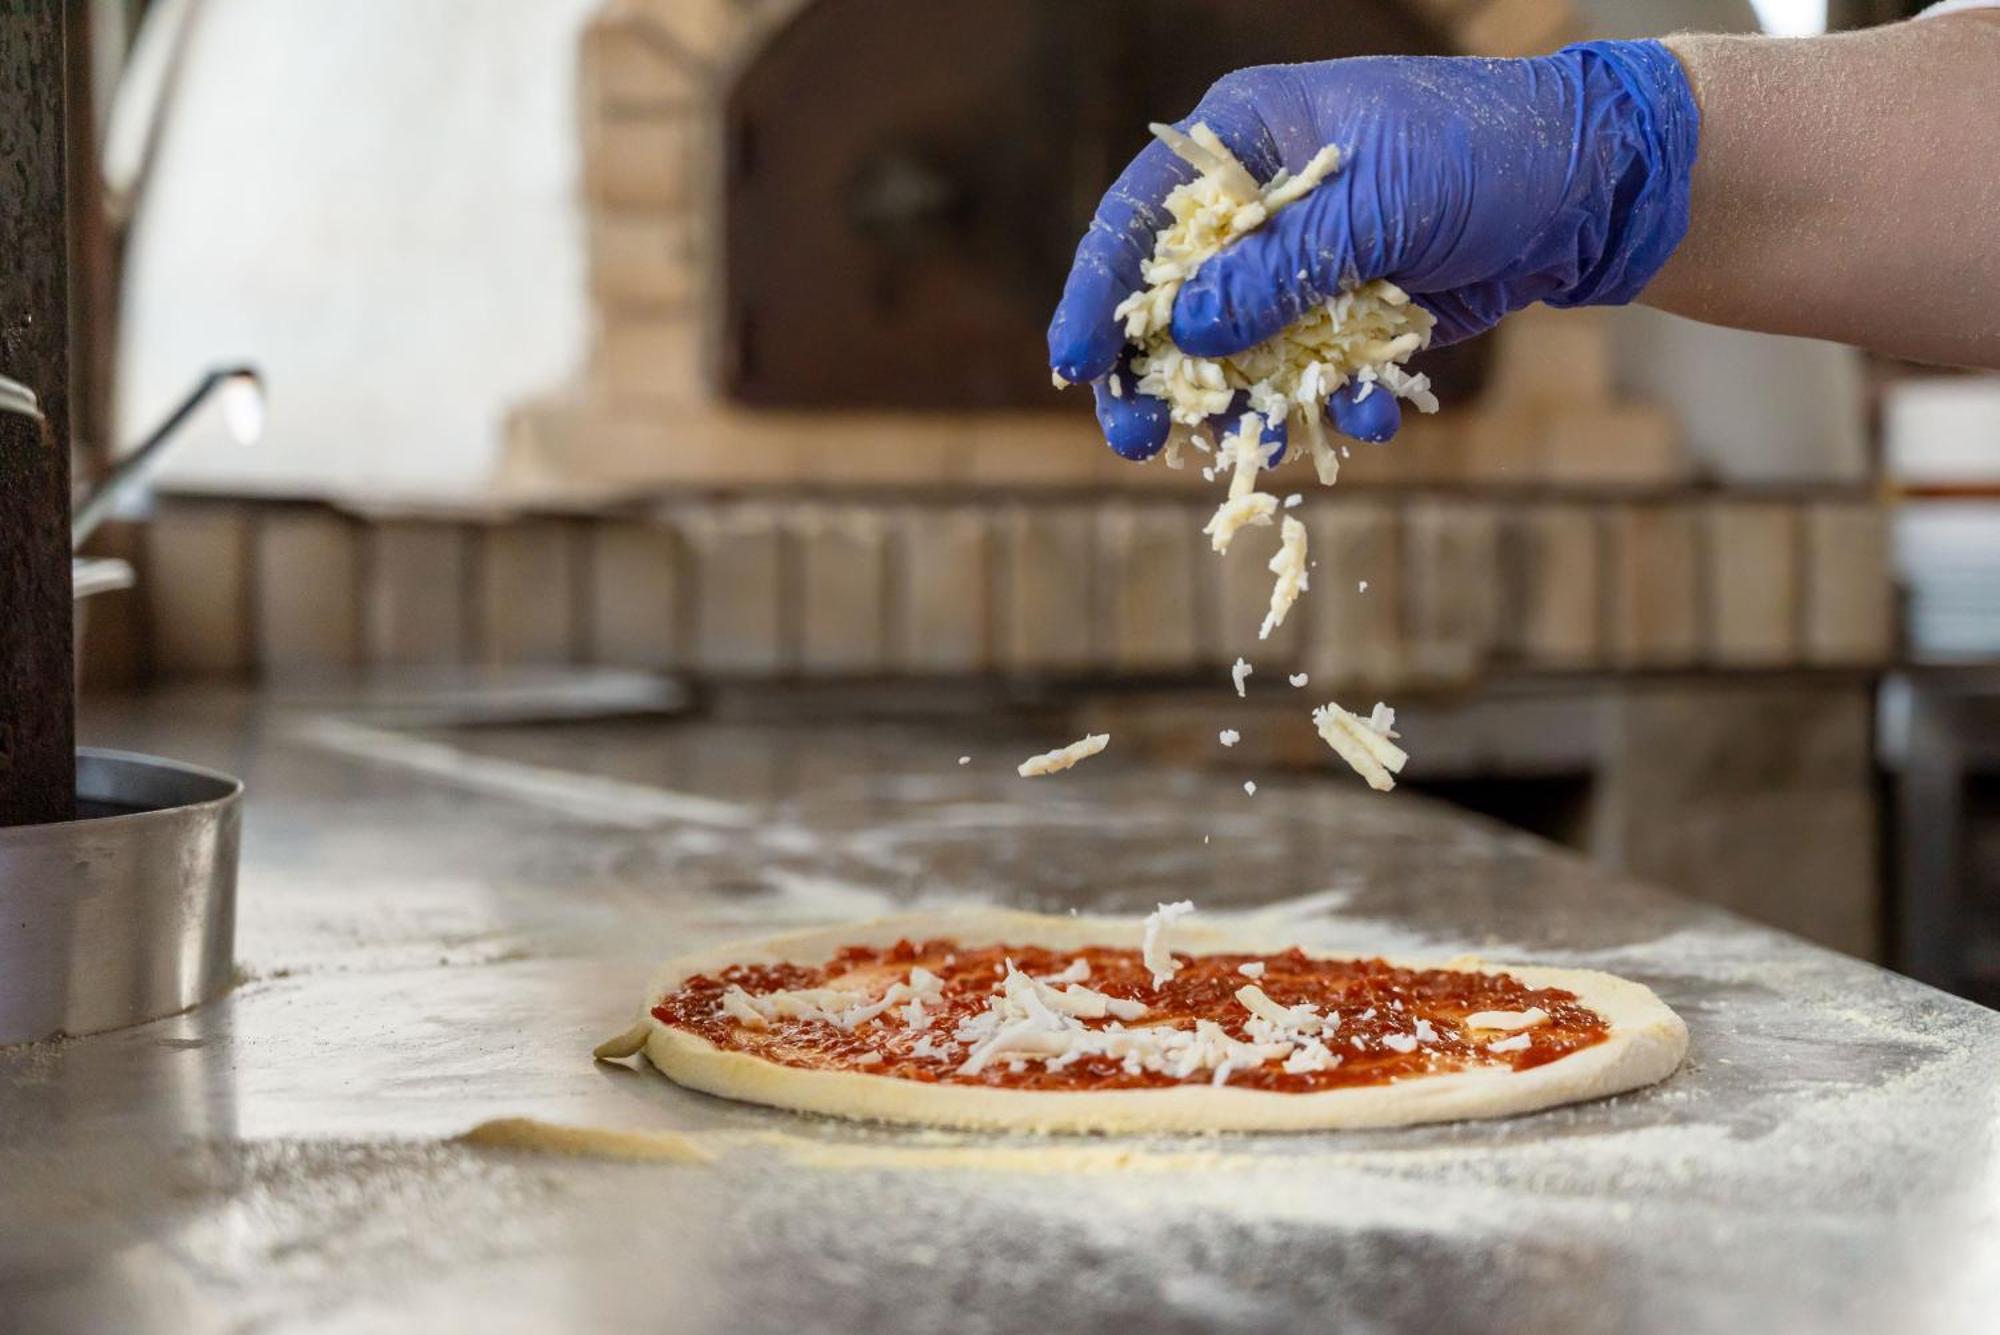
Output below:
[632,0,1587,75]
[612,0,1585,412]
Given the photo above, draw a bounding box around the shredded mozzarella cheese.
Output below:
[1235,983,1325,1033]
[1044,958,1092,985]
[1201,417,1279,554]
[1115,124,1438,435]
[1281,1034,1342,1074]
[1312,700,1409,792]
[1260,515,1310,639]
[1017,733,1109,778]
[717,966,946,1033]
[1141,900,1196,988]
[1464,1007,1549,1032]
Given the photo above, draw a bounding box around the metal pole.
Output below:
[0,3,77,826]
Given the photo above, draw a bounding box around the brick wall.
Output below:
[123,490,1894,684]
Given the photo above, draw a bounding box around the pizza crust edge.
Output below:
[627,909,1690,1134]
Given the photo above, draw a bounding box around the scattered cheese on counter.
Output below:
[1289,672,1309,688]
[1312,700,1409,791]
[1218,729,1241,747]
[1231,658,1252,697]
[1017,733,1110,778]
[1243,780,1258,796]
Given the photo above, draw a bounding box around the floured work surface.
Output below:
[5,681,1999,1334]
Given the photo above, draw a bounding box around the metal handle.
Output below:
[71,364,261,550]
[0,374,40,422]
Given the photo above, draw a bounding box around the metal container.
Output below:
[0,748,241,1044]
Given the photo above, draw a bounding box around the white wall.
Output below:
[117,0,597,499]
[1582,0,1868,483]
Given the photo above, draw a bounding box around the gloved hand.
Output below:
[1048,40,1700,460]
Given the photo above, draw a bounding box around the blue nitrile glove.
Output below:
[1050,40,1700,461]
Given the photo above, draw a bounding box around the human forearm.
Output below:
[1646,16,2000,368]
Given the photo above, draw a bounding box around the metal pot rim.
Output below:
[0,748,244,844]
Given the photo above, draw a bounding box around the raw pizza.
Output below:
[595,908,1687,1133]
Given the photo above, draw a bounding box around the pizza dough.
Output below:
[600,909,1688,1134]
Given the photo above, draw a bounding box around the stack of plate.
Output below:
[1887,378,2000,661]
[1896,503,2000,659]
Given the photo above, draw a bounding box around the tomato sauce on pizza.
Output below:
[652,938,1611,1093]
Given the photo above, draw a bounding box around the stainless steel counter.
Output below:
[6,679,1998,1333]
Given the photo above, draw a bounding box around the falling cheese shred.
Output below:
[1141,900,1196,988]
[1260,516,1309,639]
[1080,120,1427,800]
[1312,700,1409,792]
[1230,658,1252,698]
[1201,415,1279,554]
[1017,733,1110,778]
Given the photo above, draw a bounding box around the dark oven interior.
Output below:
[722,0,1492,411]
